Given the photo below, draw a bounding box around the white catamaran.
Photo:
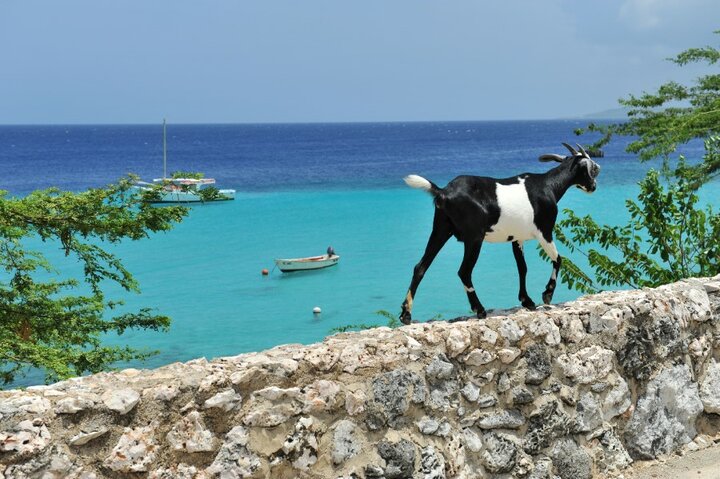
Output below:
[135,119,236,203]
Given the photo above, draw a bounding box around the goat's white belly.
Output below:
[484,181,539,243]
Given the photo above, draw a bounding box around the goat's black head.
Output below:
[539,143,601,193]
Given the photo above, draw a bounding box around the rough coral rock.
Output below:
[551,438,591,479]
[481,432,517,473]
[332,419,361,465]
[625,365,704,459]
[377,439,416,479]
[166,411,217,453]
[104,424,158,472]
[206,426,261,477]
[699,358,720,414]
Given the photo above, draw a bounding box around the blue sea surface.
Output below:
[0,121,713,385]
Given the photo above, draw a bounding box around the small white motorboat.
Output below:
[274,254,340,272]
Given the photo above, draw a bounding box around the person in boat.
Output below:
[327,246,335,258]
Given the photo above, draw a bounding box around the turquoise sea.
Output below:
[1,121,714,385]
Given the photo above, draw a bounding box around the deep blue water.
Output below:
[0,121,712,385]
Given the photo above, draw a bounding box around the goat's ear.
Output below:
[539,154,565,163]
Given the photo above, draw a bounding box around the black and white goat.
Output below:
[399,143,600,325]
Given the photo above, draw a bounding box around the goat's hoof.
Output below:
[521,299,537,310]
[542,291,553,305]
[475,309,487,319]
[399,311,412,325]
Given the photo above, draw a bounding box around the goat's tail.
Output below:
[403,175,440,196]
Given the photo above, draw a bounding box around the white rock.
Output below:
[203,389,242,412]
[478,326,498,345]
[0,420,51,455]
[302,380,341,413]
[206,426,261,477]
[55,396,95,414]
[0,395,51,416]
[101,388,140,415]
[497,348,521,364]
[463,428,483,453]
[167,411,217,453]
[465,348,495,366]
[528,316,561,345]
[499,319,525,343]
[145,384,180,402]
[700,359,720,414]
[104,425,158,472]
[446,328,472,357]
[556,346,614,384]
[567,318,587,342]
[70,428,109,446]
[345,388,367,416]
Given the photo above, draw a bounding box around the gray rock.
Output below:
[594,430,633,473]
[477,394,497,408]
[603,377,631,420]
[461,382,480,402]
[371,369,427,427]
[551,439,591,479]
[332,420,361,465]
[417,416,440,435]
[462,428,483,453]
[625,365,703,459]
[617,315,683,381]
[378,439,416,479]
[700,359,720,414]
[511,386,534,405]
[365,465,385,479]
[497,372,511,393]
[524,344,552,385]
[528,456,553,479]
[574,393,603,433]
[524,400,571,455]
[206,426,261,477]
[203,389,242,412]
[421,445,446,479]
[478,409,525,430]
[425,354,455,380]
[481,432,517,473]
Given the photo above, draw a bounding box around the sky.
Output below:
[1,0,718,124]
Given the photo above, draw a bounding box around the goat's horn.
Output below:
[576,143,589,157]
[562,142,578,155]
[539,154,565,163]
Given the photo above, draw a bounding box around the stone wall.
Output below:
[1,276,720,478]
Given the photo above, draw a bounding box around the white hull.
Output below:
[275,254,340,272]
[155,188,235,203]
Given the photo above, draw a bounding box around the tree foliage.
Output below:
[554,33,720,293]
[0,176,187,385]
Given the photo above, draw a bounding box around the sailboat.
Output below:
[135,119,236,203]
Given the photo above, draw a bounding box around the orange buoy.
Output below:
[261,268,269,276]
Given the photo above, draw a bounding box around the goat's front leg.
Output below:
[537,235,562,304]
[511,241,536,310]
[400,227,451,324]
[458,240,486,319]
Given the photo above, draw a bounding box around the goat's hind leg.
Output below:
[458,240,487,319]
[400,217,451,324]
[537,235,562,304]
[511,241,536,310]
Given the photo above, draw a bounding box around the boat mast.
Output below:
[162,118,167,180]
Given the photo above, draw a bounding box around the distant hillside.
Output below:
[583,107,630,120]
